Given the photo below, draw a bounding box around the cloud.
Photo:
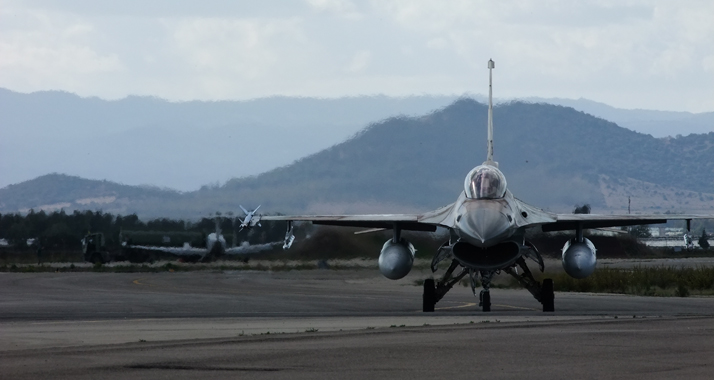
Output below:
[344,50,372,73]
[305,0,362,19]
[0,8,124,92]
[370,0,714,111]
[0,0,711,111]
[160,16,319,99]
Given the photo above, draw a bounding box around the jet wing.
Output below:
[125,245,208,256]
[542,213,710,232]
[509,198,712,231]
[225,242,281,255]
[260,203,457,232]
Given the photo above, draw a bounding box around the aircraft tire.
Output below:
[423,279,436,312]
[542,278,555,312]
[481,291,491,312]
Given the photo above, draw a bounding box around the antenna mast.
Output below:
[487,59,495,164]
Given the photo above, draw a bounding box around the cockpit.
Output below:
[464,165,507,199]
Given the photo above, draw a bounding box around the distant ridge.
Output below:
[518,96,714,137]
[2,87,712,192]
[0,88,458,191]
[0,174,179,215]
[2,99,713,218]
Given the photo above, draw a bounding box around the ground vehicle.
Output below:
[82,233,125,263]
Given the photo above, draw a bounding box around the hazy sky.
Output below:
[1,0,712,112]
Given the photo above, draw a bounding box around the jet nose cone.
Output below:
[457,202,513,247]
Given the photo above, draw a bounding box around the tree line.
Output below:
[0,209,287,251]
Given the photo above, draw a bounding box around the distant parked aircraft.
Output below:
[238,205,261,231]
[124,215,278,262]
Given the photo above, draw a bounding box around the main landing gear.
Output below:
[423,247,555,312]
[504,257,554,312]
[423,259,468,312]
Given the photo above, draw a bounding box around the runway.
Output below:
[1,269,714,379]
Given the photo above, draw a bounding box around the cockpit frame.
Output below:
[464,165,507,200]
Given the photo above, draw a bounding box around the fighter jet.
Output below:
[238,205,262,232]
[260,59,711,312]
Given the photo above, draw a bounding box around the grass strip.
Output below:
[550,266,714,296]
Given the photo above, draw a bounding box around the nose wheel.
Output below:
[479,290,491,312]
[470,270,494,312]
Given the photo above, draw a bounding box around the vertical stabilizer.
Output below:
[486,59,497,167]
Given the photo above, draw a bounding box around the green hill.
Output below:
[0,174,180,215]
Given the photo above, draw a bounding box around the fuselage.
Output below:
[206,232,227,257]
[240,213,254,229]
[453,163,518,246]
[455,197,517,247]
[239,205,261,230]
[449,163,524,270]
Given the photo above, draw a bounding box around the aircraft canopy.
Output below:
[464,165,507,199]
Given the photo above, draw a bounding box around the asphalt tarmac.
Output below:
[1,268,714,379]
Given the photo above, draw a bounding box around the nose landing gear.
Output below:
[479,290,491,312]
[472,270,493,312]
[423,251,555,312]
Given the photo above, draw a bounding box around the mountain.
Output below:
[3,100,713,219]
[209,100,714,215]
[0,173,180,215]
[0,88,457,191]
[2,87,712,193]
[520,97,714,138]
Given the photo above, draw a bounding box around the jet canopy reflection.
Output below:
[464,165,507,199]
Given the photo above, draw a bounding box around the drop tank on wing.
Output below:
[378,239,415,280]
[562,238,597,279]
